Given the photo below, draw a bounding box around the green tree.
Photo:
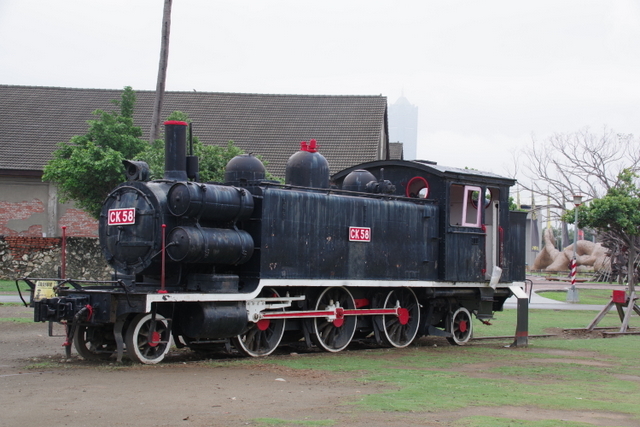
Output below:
[568,169,640,291]
[42,87,147,219]
[137,111,246,182]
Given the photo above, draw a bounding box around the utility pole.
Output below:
[149,0,173,143]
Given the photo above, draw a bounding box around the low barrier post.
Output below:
[509,285,529,347]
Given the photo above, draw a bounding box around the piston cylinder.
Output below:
[167,182,254,222]
[177,302,247,338]
[167,226,254,264]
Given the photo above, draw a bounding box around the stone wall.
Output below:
[0,236,110,281]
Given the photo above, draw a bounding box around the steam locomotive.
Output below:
[27,121,526,364]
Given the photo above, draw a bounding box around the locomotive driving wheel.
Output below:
[380,288,421,348]
[232,288,286,357]
[74,324,116,360]
[312,286,357,352]
[446,307,473,345]
[125,313,172,364]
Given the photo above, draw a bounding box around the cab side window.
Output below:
[449,184,482,227]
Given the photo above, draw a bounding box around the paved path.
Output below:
[526,274,627,292]
[0,295,26,303]
[503,293,608,311]
[504,274,623,311]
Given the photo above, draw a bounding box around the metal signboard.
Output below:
[108,208,136,226]
[349,226,371,242]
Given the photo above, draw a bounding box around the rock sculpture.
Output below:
[533,228,610,272]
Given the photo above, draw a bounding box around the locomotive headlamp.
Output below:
[122,160,150,182]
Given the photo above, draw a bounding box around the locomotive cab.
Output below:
[332,160,522,285]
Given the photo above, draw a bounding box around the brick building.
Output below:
[0,85,391,238]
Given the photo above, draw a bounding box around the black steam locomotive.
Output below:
[27,121,526,364]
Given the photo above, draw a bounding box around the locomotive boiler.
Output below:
[26,121,527,364]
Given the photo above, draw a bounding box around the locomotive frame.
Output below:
[23,121,528,364]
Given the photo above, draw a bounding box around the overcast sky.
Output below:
[2,0,640,179]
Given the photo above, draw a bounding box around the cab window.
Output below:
[449,184,482,227]
[406,176,429,198]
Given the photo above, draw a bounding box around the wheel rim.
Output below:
[125,313,172,364]
[448,307,473,345]
[233,288,286,357]
[74,324,116,360]
[312,287,357,352]
[381,288,420,348]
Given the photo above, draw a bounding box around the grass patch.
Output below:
[0,279,33,295]
[254,418,335,426]
[261,309,640,425]
[528,271,603,285]
[198,358,255,369]
[487,363,613,382]
[23,361,60,370]
[454,416,597,427]
[536,338,640,370]
[538,289,615,305]
[0,317,32,323]
[472,308,628,337]
[350,353,639,415]
[0,280,21,293]
[301,338,639,417]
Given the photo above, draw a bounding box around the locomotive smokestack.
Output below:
[164,120,189,181]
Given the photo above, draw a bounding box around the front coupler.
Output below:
[34,295,91,323]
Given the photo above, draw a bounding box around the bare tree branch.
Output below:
[518,126,640,222]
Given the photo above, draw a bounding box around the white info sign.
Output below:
[108,208,136,225]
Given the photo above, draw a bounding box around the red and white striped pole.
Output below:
[567,194,583,303]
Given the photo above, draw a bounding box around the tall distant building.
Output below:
[388,95,418,160]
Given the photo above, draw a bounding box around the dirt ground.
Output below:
[0,303,637,427]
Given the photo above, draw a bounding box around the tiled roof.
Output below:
[0,85,388,178]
